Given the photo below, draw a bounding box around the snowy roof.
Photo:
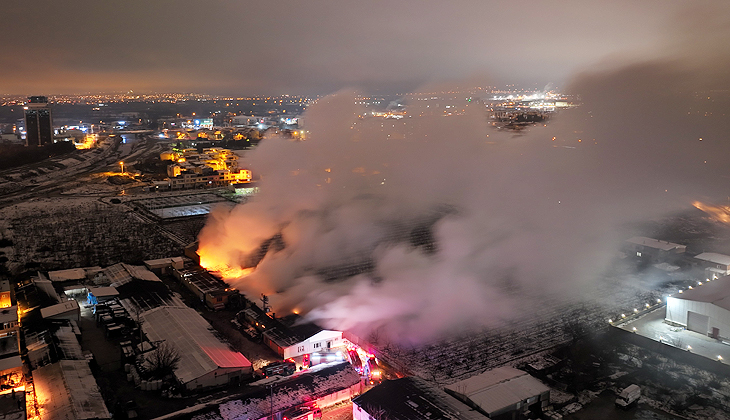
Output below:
[354,376,487,420]
[140,306,251,384]
[55,326,84,360]
[144,257,183,269]
[671,275,730,311]
[444,367,549,416]
[106,263,161,287]
[216,363,360,420]
[47,268,86,282]
[626,237,686,252]
[694,252,730,267]
[41,300,79,319]
[87,286,119,298]
[32,360,111,420]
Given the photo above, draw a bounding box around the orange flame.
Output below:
[198,248,254,280]
[693,201,730,225]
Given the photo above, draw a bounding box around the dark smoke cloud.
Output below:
[198,6,730,344]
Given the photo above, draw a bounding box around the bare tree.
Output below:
[145,342,181,379]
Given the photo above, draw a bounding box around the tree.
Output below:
[145,342,181,380]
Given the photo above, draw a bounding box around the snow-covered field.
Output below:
[2,197,182,272]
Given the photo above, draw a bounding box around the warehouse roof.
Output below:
[87,286,119,298]
[445,367,549,416]
[40,300,79,319]
[105,263,161,287]
[33,360,111,420]
[694,252,730,267]
[626,237,686,252]
[140,306,251,384]
[354,376,487,420]
[671,275,730,311]
[47,268,87,282]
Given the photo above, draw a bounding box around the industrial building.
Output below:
[624,237,687,263]
[32,359,111,420]
[693,252,730,276]
[353,376,487,420]
[240,302,344,358]
[139,306,252,389]
[157,362,360,420]
[666,275,730,340]
[444,367,551,420]
[173,262,239,310]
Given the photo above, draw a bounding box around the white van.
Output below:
[615,384,641,408]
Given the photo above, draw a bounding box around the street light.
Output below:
[119,161,124,174]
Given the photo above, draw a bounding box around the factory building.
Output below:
[444,367,551,420]
[140,306,252,390]
[624,237,686,263]
[693,252,730,276]
[32,359,111,420]
[666,275,730,340]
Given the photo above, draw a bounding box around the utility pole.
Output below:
[261,293,270,314]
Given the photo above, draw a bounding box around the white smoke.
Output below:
[199,6,730,344]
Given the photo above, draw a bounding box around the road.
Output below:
[322,402,353,420]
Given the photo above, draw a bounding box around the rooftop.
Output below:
[669,275,730,311]
[47,268,87,282]
[40,300,79,319]
[694,252,730,267]
[626,236,686,252]
[105,263,161,287]
[444,367,549,416]
[354,376,487,420]
[33,359,111,420]
[140,306,251,384]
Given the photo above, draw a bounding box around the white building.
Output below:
[140,306,252,389]
[444,367,550,419]
[666,275,730,339]
[694,252,730,276]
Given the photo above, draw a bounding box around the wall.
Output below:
[666,298,730,340]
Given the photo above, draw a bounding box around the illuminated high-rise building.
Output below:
[24,96,54,146]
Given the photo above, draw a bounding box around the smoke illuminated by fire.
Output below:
[197,10,730,343]
[693,201,730,225]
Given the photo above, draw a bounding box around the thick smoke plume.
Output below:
[199,8,730,344]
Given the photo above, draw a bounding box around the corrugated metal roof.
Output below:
[87,286,119,298]
[695,252,730,267]
[47,268,87,282]
[354,376,487,420]
[140,306,251,384]
[445,367,549,416]
[626,237,685,252]
[671,275,730,311]
[40,300,78,319]
[33,360,111,420]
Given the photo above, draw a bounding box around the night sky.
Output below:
[3,0,724,95]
